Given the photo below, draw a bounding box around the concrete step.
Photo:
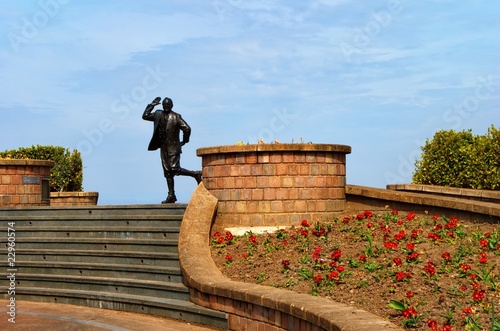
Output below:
[14,261,184,282]
[14,249,181,267]
[0,204,187,217]
[0,214,183,228]
[11,287,229,330]
[10,274,190,301]
[0,204,229,329]
[12,237,179,253]
[11,226,180,240]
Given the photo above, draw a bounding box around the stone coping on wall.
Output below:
[0,159,55,167]
[178,183,402,331]
[387,184,500,202]
[347,184,500,218]
[197,143,352,156]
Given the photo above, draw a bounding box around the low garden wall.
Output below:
[0,159,53,206]
[50,192,99,206]
[346,184,500,223]
[197,144,351,232]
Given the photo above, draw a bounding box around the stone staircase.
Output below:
[0,204,228,329]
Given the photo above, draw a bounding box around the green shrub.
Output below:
[413,125,499,190]
[0,145,83,192]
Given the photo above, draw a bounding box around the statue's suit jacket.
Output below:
[142,103,191,155]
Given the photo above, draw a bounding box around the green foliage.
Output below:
[413,125,500,190]
[0,145,83,192]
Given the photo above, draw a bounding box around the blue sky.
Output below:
[0,1,498,204]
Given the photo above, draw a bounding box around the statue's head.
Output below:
[162,97,173,110]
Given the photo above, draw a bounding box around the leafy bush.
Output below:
[0,145,83,192]
[413,125,499,190]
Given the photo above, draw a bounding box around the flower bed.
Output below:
[211,210,500,330]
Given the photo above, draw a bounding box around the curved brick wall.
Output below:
[197,144,351,230]
[0,159,53,206]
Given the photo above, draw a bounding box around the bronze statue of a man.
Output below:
[142,97,202,203]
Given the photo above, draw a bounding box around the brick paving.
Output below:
[0,300,221,331]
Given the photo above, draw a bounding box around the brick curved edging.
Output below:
[178,183,402,331]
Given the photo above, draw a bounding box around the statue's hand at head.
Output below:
[151,97,161,106]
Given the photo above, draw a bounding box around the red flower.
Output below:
[459,285,467,291]
[248,235,257,244]
[406,212,416,221]
[395,271,411,281]
[394,230,407,241]
[331,249,342,261]
[314,274,323,283]
[359,254,367,261]
[406,252,420,263]
[356,213,364,220]
[479,252,488,264]
[225,254,232,261]
[472,290,485,302]
[312,247,322,260]
[217,236,224,244]
[301,219,310,227]
[224,231,234,242]
[459,264,471,273]
[328,271,339,279]
[391,209,398,215]
[363,210,373,218]
[442,252,451,262]
[479,239,488,249]
[427,232,441,241]
[461,307,473,318]
[301,230,309,237]
[410,229,421,240]
[342,217,350,224]
[432,215,439,220]
[424,261,436,277]
[366,222,374,228]
[442,324,452,331]
[211,231,221,239]
[337,265,345,272]
[406,291,414,298]
[427,318,438,330]
[484,232,491,238]
[242,253,249,259]
[384,241,399,249]
[393,257,403,267]
[281,259,290,267]
[401,306,417,318]
[406,242,415,251]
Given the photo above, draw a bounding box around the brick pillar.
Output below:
[197,144,351,230]
[0,159,54,206]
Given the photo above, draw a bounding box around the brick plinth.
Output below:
[197,144,351,230]
[0,159,54,206]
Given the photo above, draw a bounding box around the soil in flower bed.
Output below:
[210,210,500,330]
